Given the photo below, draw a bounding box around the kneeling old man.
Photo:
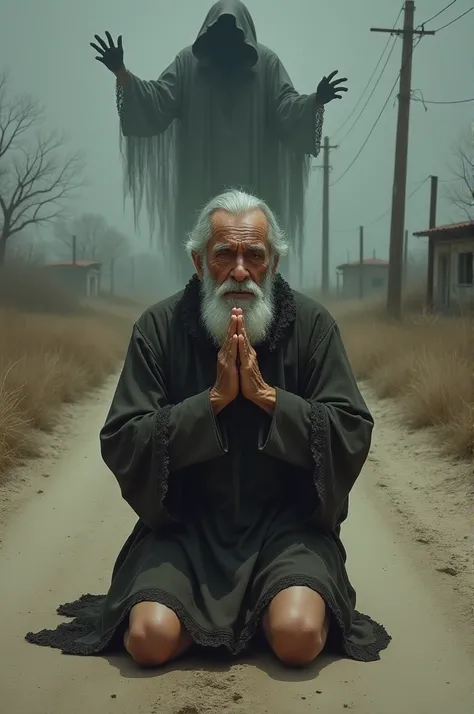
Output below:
[26,188,391,667]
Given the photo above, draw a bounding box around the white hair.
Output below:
[185,188,289,260]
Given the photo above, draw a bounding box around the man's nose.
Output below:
[230,257,249,281]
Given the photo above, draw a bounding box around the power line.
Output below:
[332,4,404,137]
[338,37,398,144]
[369,175,429,223]
[418,0,458,27]
[330,36,423,187]
[329,87,395,186]
[335,176,461,234]
[334,176,430,233]
[433,6,473,31]
[412,96,474,105]
[406,175,431,197]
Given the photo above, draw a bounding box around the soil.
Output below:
[0,376,473,714]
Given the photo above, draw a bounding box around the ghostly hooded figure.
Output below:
[117,0,326,283]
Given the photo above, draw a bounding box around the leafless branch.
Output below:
[445,134,474,220]
[0,76,83,261]
[55,213,130,263]
[0,72,42,162]
[103,227,131,262]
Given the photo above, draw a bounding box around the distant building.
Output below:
[43,260,101,298]
[413,220,474,312]
[336,258,389,300]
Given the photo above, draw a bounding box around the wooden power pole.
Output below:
[321,136,338,298]
[110,258,115,295]
[359,226,364,299]
[403,228,408,285]
[130,255,135,293]
[426,175,438,308]
[372,2,434,319]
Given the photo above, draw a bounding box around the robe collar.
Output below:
[180,273,296,352]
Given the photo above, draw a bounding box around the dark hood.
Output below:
[192,0,258,67]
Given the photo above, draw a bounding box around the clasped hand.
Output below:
[210,308,274,414]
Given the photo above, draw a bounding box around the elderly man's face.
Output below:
[193,209,277,346]
[206,209,271,291]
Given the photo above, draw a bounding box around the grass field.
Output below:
[0,263,136,478]
[333,294,474,462]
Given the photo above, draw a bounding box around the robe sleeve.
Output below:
[259,317,373,531]
[99,323,227,530]
[115,57,182,137]
[270,54,324,157]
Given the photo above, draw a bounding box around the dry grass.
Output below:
[0,308,131,478]
[0,260,81,314]
[335,295,474,461]
[0,263,135,479]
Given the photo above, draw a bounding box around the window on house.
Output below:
[458,252,473,285]
[371,277,384,288]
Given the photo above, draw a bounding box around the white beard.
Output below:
[200,265,275,346]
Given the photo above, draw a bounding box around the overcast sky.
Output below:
[0,0,472,288]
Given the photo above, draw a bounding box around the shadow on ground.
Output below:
[104,639,340,684]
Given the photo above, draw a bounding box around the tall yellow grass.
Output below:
[0,307,131,478]
[0,262,135,478]
[336,299,474,461]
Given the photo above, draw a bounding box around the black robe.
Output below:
[117,0,324,284]
[25,276,391,661]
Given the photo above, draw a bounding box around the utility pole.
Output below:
[359,226,364,299]
[130,255,135,293]
[372,2,434,319]
[110,258,115,295]
[426,175,438,309]
[321,136,339,298]
[403,228,408,285]
[71,235,77,265]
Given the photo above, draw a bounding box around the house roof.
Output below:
[336,258,389,271]
[45,260,102,268]
[413,220,474,239]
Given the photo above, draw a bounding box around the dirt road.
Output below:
[1,377,473,714]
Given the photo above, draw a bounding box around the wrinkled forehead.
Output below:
[209,209,269,247]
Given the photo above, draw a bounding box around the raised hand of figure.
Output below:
[237,313,271,403]
[316,70,348,104]
[210,309,240,414]
[90,32,124,73]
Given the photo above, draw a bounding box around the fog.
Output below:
[0,0,472,297]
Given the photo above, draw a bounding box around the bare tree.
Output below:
[0,72,83,264]
[103,226,130,262]
[446,133,474,221]
[55,212,130,263]
[55,212,108,261]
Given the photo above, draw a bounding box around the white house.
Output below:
[43,260,102,298]
[336,258,389,300]
[413,221,474,311]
